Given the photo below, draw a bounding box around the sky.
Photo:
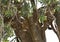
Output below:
[45,29,59,42]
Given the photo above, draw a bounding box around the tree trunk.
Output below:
[11,15,46,42]
[28,17,44,42]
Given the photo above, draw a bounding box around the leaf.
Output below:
[4,24,14,39]
[55,6,60,11]
[1,0,9,5]
[5,9,13,17]
[39,15,47,23]
[21,1,30,18]
[28,13,33,18]
[3,38,9,42]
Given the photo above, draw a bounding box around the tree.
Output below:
[0,0,60,42]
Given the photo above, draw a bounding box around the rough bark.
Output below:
[10,14,46,42]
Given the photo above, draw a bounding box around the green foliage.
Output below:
[39,15,47,23]
[3,40,9,42]
[1,0,9,5]
[3,38,9,42]
[3,24,14,42]
[4,24,14,37]
[21,1,31,18]
[55,6,60,11]
[38,6,47,23]
[0,0,60,42]
[28,13,33,18]
[5,9,13,17]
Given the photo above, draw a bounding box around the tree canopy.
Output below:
[0,0,60,42]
